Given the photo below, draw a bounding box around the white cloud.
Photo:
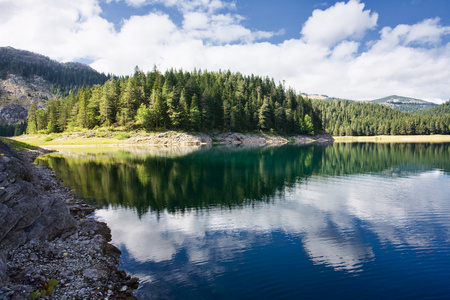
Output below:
[183,11,210,30]
[0,0,109,61]
[405,18,450,45]
[118,0,235,13]
[300,0,378,47]
[0,0,450,101]
[376,18,450,50]
[331,40,359,61]
[183,12,269,44]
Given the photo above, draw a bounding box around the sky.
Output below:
[1,0,450,103]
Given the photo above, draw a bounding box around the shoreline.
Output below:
[334,135,450,143]
[13,131,450,150]
[14,131,335,149]
[0,143,138,299]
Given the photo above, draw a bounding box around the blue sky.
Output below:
[1,0,449,102]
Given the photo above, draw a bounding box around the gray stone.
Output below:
[0,251,8,283]
[0,141,138,299]
[83,266,109,282]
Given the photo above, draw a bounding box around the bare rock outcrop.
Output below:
[214,132,288,144]
[127,131,333,146]
[0,141,138,299]
[129,131,212,145]
[0,141,76,250]
[0,74,54,124]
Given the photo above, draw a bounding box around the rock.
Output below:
[0,252,7,283]
[0,103,28,125]
[0,141,138,299]
[0,142,76,249]
[120,285,128,292]
[79,219,112,242]
[126,277,139,289]
[0,73,56,125]
[213,132,288,145]
[83,266,109,282]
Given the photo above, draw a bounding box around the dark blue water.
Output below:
[37,143,450,299]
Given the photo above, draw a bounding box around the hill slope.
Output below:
[0,47,110,125]
[416,100,450,116]
[313,98,450,136]
[370,95,437,112]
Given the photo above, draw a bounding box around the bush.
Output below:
[114,132,131,140]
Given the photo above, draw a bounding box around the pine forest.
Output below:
[26,67,322,135]
[20,65,450,137]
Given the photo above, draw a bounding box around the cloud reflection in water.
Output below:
[96,170,450,273]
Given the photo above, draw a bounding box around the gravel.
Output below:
[0,148,138,300]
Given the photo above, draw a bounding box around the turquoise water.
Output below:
[36,143,450,299]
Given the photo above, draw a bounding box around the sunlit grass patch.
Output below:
[0,136,40,151]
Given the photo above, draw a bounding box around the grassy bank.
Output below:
[0,136,40,151]
[334,135,450,143]
[12,131,138,148]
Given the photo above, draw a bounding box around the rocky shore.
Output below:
[128,132,334,146]
[0,141,138,299]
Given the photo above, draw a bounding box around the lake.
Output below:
[35,143,450,300]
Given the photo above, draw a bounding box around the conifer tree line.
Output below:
[26,67,322,135]
[314,99,450,136]
[0,122,27,137]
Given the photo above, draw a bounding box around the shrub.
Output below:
[115,132,131,140]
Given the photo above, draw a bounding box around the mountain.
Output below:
[302,93,352,102]
[0,47,110,126]
[369,95,437,112]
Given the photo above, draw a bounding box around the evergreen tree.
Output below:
[26,103,37,134]
[76,87,88,128]
[304,114,314,135]
[258,97,271,131]
[189,94,201,131]
[135,103,151,130]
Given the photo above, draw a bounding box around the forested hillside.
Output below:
[26,67,322,135]
[416,100,450,116]
[0,47,110,95]
[314,99,450,136]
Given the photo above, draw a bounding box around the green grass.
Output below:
[13,132,127,147]
[114,132,131,140]
[0,137,40,151]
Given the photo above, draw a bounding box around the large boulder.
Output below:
[0,139,76,249]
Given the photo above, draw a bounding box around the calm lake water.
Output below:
[36,143,450,300]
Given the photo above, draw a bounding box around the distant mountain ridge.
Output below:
[369,95,437,112]
[305,93,439,112]
[0,47,110,125]
[0,47,109,94]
